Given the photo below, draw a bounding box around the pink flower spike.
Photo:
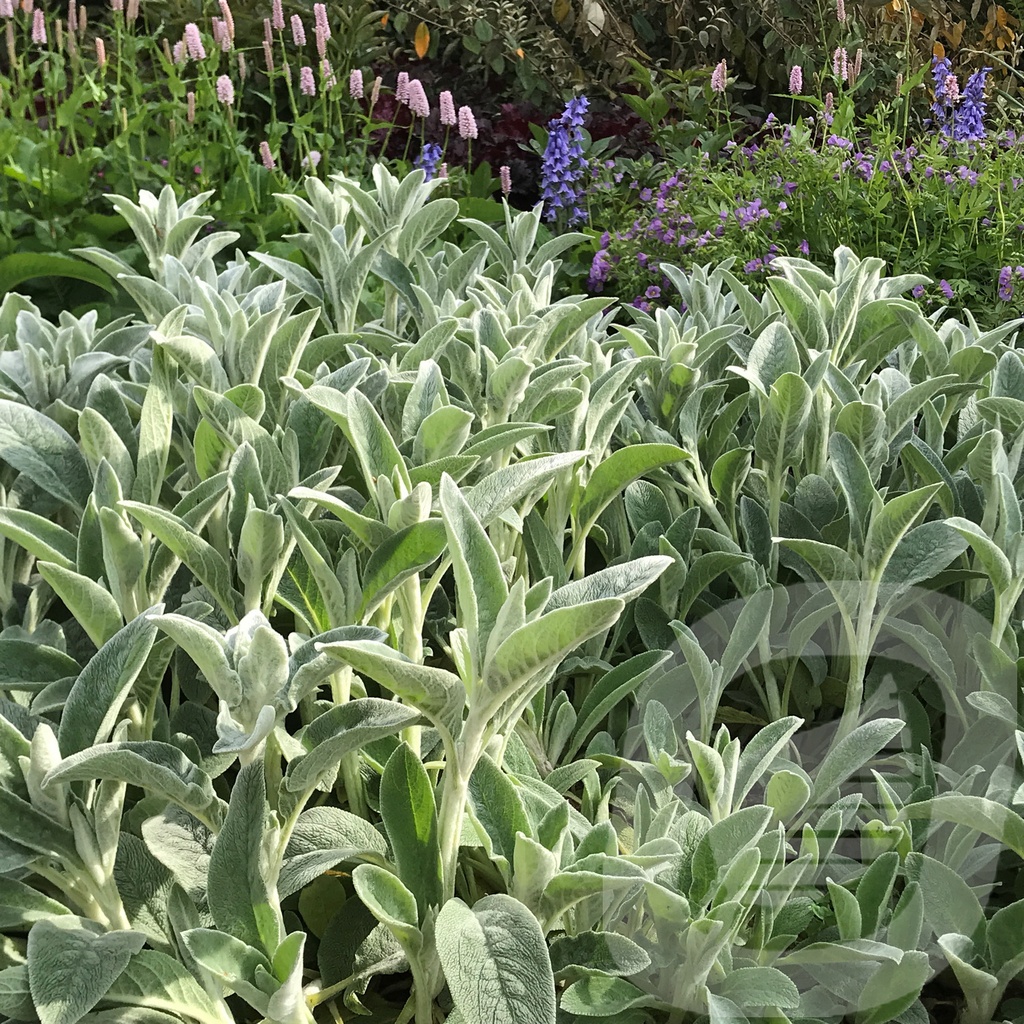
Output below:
[290,14,305,46]
[321,58,336,89]
[314,24,326,57]
[313,3,329,39]
[407,79,429,118]
[299,65,314,95]
[271,0,284,31]
[259,141,275,170]
[499,165,511,195]
[852,47,863,81]
[457,104,477,139]
[439,89,456,125]
[349,67,363,98]
[216,73,234,105]
[302,149,322,170]
[31,9,45,45]
[262,39,274,72]
[172,39,183,63]
[832,46,848,82]
[109,0,122,10]
[710,58,727,93]
[183,22,205,60]
[237,51,246,80]
[396,71,409,104]
[263,17,272,43]
[219,0,234,42]
[0,0,12,17]
[789,64,802,95]
[125,0,137,22]
[836,0,846,20]
[439,163,448,179]
[944,72,959,102]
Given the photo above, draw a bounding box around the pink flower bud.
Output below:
[259,140,275,170]
[370,75,381,106]
[124,0,137,21]
[109,0,122,10]
[396,70,409,103]
[216,73,234,105]
[290,15,305,46]
[68,0,76,33]
[183,22,205,60]
[457,104,477,139]
[263,17,271,44]
[321,58,335,89]
[302,149,322,170]
[299,64,314,94]
[172,39,183,63]
[710,58,727,93]
[313,3,329,39]
[219,0,234,42]
[94,34,105,65]
[22,0,33,15]
[186,90,195,121]
[31,9,46,45]
[262,38,274,72]
[237,50,246,80]
[439,163,448,179]
[439,89,456,125]
[271,0,284,31]
[853,48,863,81]
[77,4,85,33]
[407,79,429,118]
[349,67,363,98]
[499,165,511,195]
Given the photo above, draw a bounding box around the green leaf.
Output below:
[754,372,813,472]
[42,742,224,829]
[560,976,653,1016]
[0,507,77,567]
[58,614,159,757]
[468,753,531,867]
[314,641,464,735]
[808,720,903,814]
[206,762,276,954]
[0,252,115,296]
[577,444,689,538]
[436,895,556,1024]
[350,864,421,952]
[900,796,1024,859]
[0,877,73,930]
[0,787,78,863]
[36,564,123,649]
[484,599,624,712]
[121,503,239,622]
[829,432,879,550]
[100,950,226,1024]
[863,485,941,578]
[286,699,422,794]
[359,520,447,617]
[27,920,146,1024]
[854,951,930,1024]
[0,401,92,511]
[440,473,508,673]
[0,640,79,691]
[379,743,442,920]
[715,966,800,1009]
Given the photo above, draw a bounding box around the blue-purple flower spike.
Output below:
[540,95,590,225]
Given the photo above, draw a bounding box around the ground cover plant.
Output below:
[0,170,1023,1024]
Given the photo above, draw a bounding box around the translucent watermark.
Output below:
[582,581,1022,1022]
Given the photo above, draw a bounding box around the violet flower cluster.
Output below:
[540,96,590,225]
[930,55,992,142]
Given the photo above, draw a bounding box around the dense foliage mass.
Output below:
[0,172,1023,1024]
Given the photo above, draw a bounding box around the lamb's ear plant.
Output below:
[3,178,1024,1024]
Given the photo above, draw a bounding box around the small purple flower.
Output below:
[999,265,1014,302]
[939,280,954,300]
[414,142,443,181]
[798,239,810,255]
[912,284,926,298]
[645,285,661,299]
